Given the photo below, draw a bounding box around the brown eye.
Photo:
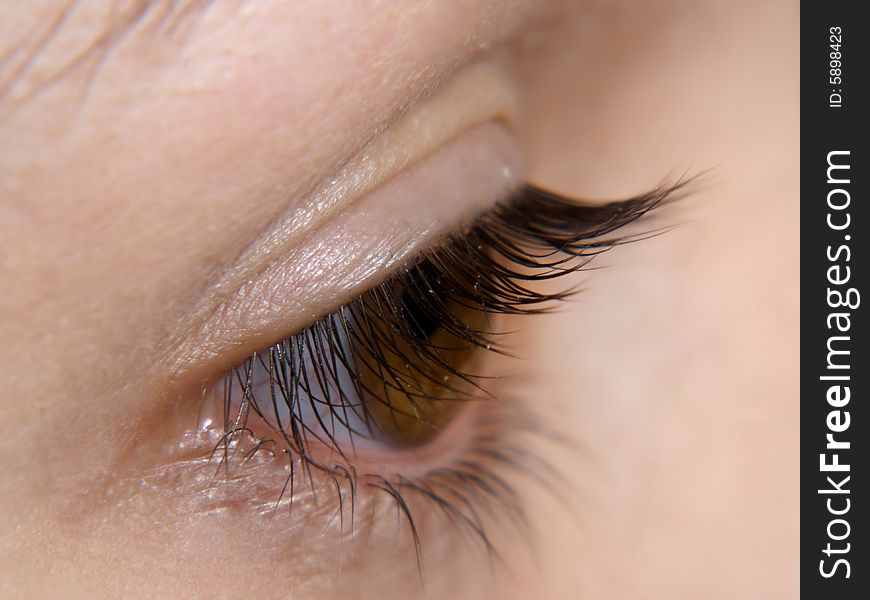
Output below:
[354,264,489,447]
[222,185,670,459]
[220,259,491,453]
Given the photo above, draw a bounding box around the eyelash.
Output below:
[212,181,680,571]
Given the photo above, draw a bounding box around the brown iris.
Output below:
[352,266,488,447]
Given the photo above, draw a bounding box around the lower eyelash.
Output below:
[207,179,687,577]
[203,393,562,578]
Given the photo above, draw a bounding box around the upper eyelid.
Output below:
[193,62,520,313]
[156,62,519,377]
[167,119,524,381]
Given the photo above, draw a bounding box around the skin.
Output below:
[0,0,798,598]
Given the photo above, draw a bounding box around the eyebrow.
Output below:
[0,0,215,106]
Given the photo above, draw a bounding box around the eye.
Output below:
[211,181,683,568]
[221,265,485,454]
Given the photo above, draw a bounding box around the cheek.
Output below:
[498,267,666,592]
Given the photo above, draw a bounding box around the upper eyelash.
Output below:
[214,180,684,571]
[224,183,675,457]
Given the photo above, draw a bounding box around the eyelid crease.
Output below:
[198,61,520,313]
[172,114,524,379]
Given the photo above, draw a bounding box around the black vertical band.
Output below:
[801,2,868,596]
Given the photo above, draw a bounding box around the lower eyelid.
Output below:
[136,389,546,593]
[210,376,486,478]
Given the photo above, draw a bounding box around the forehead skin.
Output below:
[0,0,797,598]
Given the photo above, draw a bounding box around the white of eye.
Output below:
[223,308,379,452]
